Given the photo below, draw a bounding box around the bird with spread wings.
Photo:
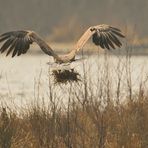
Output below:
[0,24,125,64]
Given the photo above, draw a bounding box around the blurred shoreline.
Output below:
[28,42,148,56]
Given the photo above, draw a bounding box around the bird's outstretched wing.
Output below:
[74,24,125,52]
[0,30,59,59]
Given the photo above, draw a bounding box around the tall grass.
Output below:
[0,51,148,148]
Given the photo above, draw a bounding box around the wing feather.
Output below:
[92,32,100,46]
[6,39,17,56]
[0,35,10,43]
[12,46,18,57]
[0,30,60,60]
[99,33,106,49]
[0,38,14,53]
[108,32,122,47]
[110,26,122,32]
[16,38,23,56]
[104,33,115,49]
[101,32,110,50]
[73,24,125,53]
[110,30,125,38]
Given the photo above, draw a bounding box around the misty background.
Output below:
[0,0,148,44]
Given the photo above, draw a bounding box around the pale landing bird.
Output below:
[0,24,125,64]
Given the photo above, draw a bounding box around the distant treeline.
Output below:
[0,0,148,41]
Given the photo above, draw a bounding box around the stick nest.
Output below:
[52,69,81,84]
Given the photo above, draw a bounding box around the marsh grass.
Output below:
[0,51,148,148]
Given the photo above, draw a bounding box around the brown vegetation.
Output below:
[0,52,148,148]
[0,91,148,147]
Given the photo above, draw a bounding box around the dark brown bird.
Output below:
[0,24,125,63]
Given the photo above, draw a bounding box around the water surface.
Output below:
[0,52,148,108]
